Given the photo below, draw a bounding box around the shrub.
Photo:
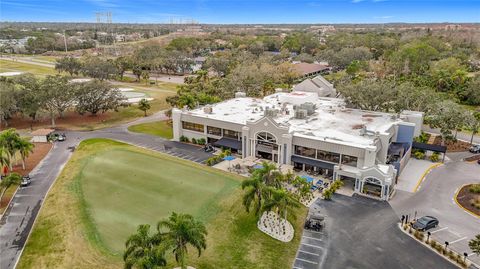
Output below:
[430,152,440,162]
[180,135,189,143]
[414,151,425,159]
[414,131,430,143]
[322,188,333,200]
[191,138,197,144]
[469,184,480,194]
[414,230,425,241]
[197,138,206,145]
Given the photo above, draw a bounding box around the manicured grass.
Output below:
[18,139,307,269]
[0,59,56,76]
[127,121,173,139]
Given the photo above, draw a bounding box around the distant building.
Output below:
[292,75,336,97]
[292,62,331,78]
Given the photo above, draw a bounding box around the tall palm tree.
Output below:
[157,212,207,269]
[124,224,166,269]
[253,161,283,187]
[0,172,21,202]
[262,187,300,224]
[0,148,10,176]
[241,174,268,216]
[16,138,34,170]
[0,129,21,170]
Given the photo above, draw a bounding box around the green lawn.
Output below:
[18,139,307,269]
[0,59,56,76]
[127,121,173,139]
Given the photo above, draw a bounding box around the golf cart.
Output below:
[49,133,66,142]
[20,175,31,187]
[204,143,214,152]
[304,213,326,232]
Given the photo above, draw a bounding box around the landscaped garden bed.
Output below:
[456,184,480,216]
[433,136,472,152]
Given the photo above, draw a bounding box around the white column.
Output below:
[172,108,182,141]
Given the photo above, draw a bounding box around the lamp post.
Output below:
[463,252,468,263]
[401,215,405,225]
[445,241,449,252]
[427,231,431,242]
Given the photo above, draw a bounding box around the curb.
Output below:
[397,223,473,268]
[454,184,480,219]
[413,163,443,192]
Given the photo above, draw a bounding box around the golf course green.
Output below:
[18,139,306,269]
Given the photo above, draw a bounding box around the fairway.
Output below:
[19,139,306,269]
[0,59,56,76]
[127,120,173,139]
[80,148,237,253]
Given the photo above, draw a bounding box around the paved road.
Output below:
[293,195,456,269]
[423,126,480,145]
[0,118,213,269]
[390,161,480,266]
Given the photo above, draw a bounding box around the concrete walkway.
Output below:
[396,159,441,193]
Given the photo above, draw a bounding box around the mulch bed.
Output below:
[456,184,480,216]
[0,142,53,210]
[464,155,480,162]
[433,136,472,152]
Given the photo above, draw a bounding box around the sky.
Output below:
[0,0,479,24]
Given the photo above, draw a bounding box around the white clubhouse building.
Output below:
[172,88,423,201]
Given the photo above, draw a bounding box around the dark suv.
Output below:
[412,216,439,231]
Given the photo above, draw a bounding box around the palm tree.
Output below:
[253,161,283,187]
[124,224,166,269]
[157,212,207,269]
[138,99,151,117]
[262,187,300,225]
[0,129,21,170]
[16,138,34,170]
[241,174,268,216]
[0,172,21,202]
[0,148,10,176]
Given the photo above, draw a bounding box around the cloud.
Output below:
[308,2,322,7]
[351,0,364,3]
[84,0,120,8]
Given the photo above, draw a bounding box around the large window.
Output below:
[207,126,222,136]
[316,150,340,163]
[182,121,204,133]
[294,145,316,158]
[342,154,358,167]
[223,129,240,139]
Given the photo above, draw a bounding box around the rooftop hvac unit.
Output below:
[203,106,213,114]
[294,109,308,119]
[235,92,246,98]
[299,102,316,115]
[264,107,278,117]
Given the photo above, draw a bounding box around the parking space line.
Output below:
[296,258,318,265]
[299,250,320,256]
[305,230,324,235]
[303,235,323,242]
[450,236,467,244]
[301,243,322,249]
[431,227,448,234]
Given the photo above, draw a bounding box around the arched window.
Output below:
[364,177,382,186]
[256,132,276,144]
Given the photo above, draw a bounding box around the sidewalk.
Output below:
[396,159,441,193]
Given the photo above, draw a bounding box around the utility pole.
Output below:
[63,30,68,53]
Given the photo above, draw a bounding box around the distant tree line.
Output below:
[0,74,126,127]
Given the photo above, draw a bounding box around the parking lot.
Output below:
[293,229,327,269]
[292,194,455,269]
[429,225,480,266]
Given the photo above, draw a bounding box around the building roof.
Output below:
[184,91,403,149]
[293,75,336,97]
[292,62,329,76]
[31,128,54,136]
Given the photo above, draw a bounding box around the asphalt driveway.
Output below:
[296,194,456,269]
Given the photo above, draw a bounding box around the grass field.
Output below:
[0,59,56,76]
[127,121,173,139]
[18,139,307,269]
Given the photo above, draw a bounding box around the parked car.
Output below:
[412,216,439,231]
[477,159,480,165]
[470,145,480,153]
[204,144,214,152]
[50,133,66,142]
[20,175,31,187]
